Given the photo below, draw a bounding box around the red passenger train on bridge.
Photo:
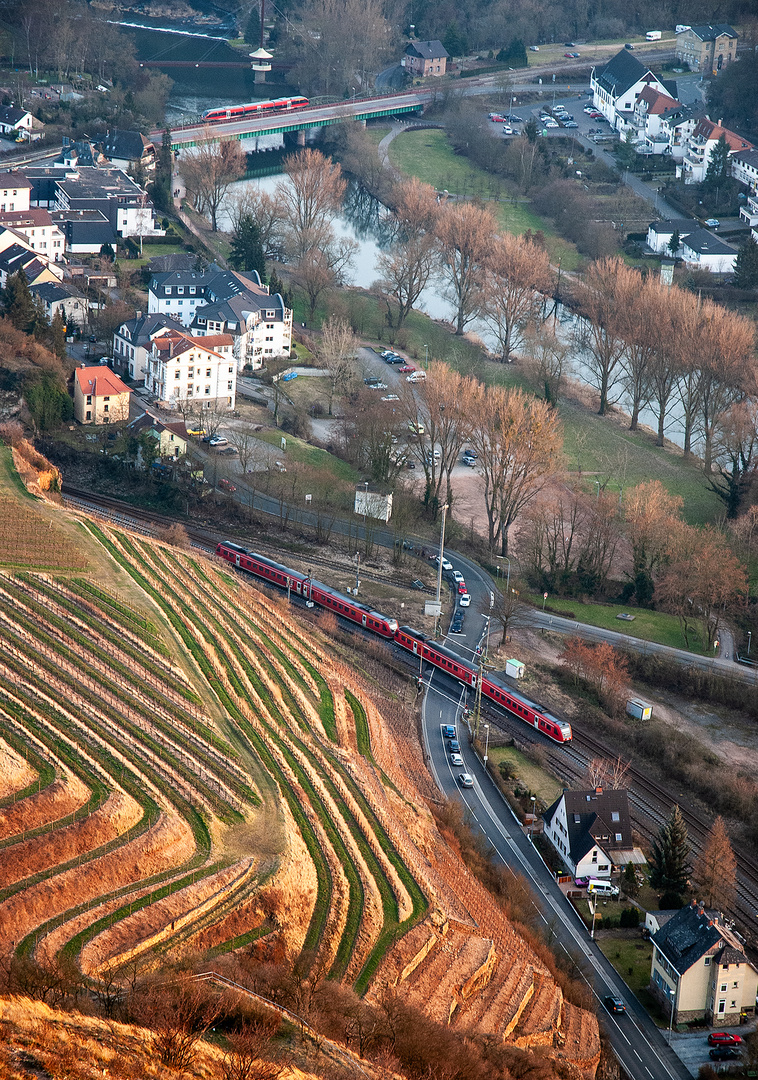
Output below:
[215,541,573,744]
[202,96,310,122]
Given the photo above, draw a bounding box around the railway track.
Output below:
[61,486,758,944]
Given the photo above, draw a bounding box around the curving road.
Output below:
[421,554,692,1080]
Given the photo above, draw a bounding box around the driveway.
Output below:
[670,1028,753,1078]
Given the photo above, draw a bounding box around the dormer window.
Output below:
[266,309,276,318]
[611,812,620,822]
[165,286,172,295]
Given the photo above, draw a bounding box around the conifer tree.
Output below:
[704,134,729,188]
[734,235,758,289]
[693,816,736,911]
[50,309,67,361]
[667,229,681,257]
[2,268,35,332]
[229,213,267,281]
[649,805,690,905]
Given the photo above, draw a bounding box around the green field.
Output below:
[598,938,654,997]
[486,746,563,804]
[254,429,358,482]
[387,129,583,270]
[532,593,707,653]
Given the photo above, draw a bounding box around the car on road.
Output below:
[399,364,416,372]
[457,580,468,594]
[704,218,720,227]
[459,773,474,787]
[451,618,464,634]
[434,556,454,572]
[463,448,477,459]
[452,570,465,584]
[442,725,456,738]
[564,51,580,57]
[604,996,625,1014]
[624,42,634,49]
[488,113,507,122]
[708,1034,743,1047]
[218,478,236,492]
[462,455,476,467]
[505,115,522,122]
[381,394,399,401]
[450,752,464,766]
[448,739,461,752]
[187,427,207,438]
[710,1048,740,1061]
[459,593,471,607]
[208,435,228,447]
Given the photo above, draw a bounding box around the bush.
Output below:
[619,907,640,928]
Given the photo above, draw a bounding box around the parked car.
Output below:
[624,42,634,49]
[434,556,454,572]
[365,377,381,385]
[564,41,576,46]
[505,115,522,123]
[398,364,416,373]
[459,593,471,607]
[407,371,426,382]
[462,455,477,467]
[381,394,399,401]
[704,218,720,227]
[186,427,207,438]
[529,45,539,51]
[385,354,404,364]
[380,349,395,358]
[370,382,388,390]
[710,1048,740,1061]
[503,126,515,135]
[405,460,416,469]
[584,105,595,113]
[708,1034,743,1047]
[562,120,579,128]
[604,996,626,1015]
[488,112,507,122]
[457,580,468,594]
[281,371,297,382]
[218,478,236,492]
[459,773,474,787]
[564,51,580,57]
[463,448,477,459]
[208,435,228,447]
[451,618,464,634]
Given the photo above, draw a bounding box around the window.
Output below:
[165,286,172,295]
[611,812,620,822]
[731,1001,737,1009]
[227,381,233,390]
[733,982,739,988]
[705,957,711,966]
[86,410,91,420]
[228,366,233,374]
[205,386,211,395]
[103,404,109,413]
[86,395,92,405]
[104,396,110,402]
[178,287,184,295]
[206,368,211,377]
[189,287,195,295]
[591,851,597,862]
[615,833,622,842]
[174,371,180,379]
[721,983,727,992]
[718,1001,726,1014]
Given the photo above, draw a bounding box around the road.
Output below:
[420,554,693,1080]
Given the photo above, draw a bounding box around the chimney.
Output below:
[136,310,142,319]
[80,361,85,368]
[595,786,603,796]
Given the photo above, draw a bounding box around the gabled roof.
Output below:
[91,129,154,162]
[637,86,680,115]
[0,208,57,229]
[405,40,449,60]
[192,288,286,329]
[648,218,699,235]
[682,23,737,41]
[652,903,723,974]
[732,148,758,170]
[594,49,656,99]
[75,365,132,398]
[681,228,738,257]
[0,106,30,127]
[0,171,33,190]
[29,281,84,303]
[129,411,189,441]
[691,117,753,153]
[544,788,635,866]
[117,311,178,345]
[152,328,233,361]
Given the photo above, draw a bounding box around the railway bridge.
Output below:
[157,90,432,151]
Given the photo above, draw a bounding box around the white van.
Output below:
[588,879,619,897]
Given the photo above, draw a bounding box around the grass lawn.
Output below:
[559,400,723,528]
[486,746,563,805]
[365,124,391,146]
[599,938,654,997]
[253,429,358,483]
[529,592,707,654]
[387,130,583,269]
[126,241,187,269]
[283,375,332,413]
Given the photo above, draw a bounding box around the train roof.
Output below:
[398,626,476,670]
[486,671,569,726]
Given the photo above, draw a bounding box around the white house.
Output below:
[731,148,758,193]
[542,787,646,880]
[29,281,89,328]
[0,208,65,261]
[739,192,758,235]
[679,118,753,184]
[0,172,32,212]
[0,106,43,141]
[148,265,292,371]
[128,411,189,460]
[658,104,707,162]
[680,228,738,273]
[112,311,179,383]
[633,86,680,153]
[646,219,699,254]
[591,50,675,133]
[144,329,236,410]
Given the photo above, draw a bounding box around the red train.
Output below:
[215,541,572,744]
[202,96,309,122]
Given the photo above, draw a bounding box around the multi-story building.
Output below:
[29,281,89,328]
[542,787,646,880]
[144,329,236,410]
[632,86,679,153]
[679,117,753,184]
[112,311,180,382]
[0,208,65,261]
[74,363,132,425]
[148,266,292,371]
[403,40,449,77]
[731,148,758,193]
[675,24,738,75]
[53,166,164,239]
[0,172,32,212]
[658,103,707,162]
[591,49,676,133]
[650,901,758,1025]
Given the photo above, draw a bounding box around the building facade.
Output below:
[112,311,179,382]
[591,50,674,133]
[144,329,236,410]
[542,787,646,880]
[74,364,132,424]
[403,41,449,77]
[650,902,758,1025]
[675,25,737,75]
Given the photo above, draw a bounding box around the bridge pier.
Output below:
[296,129,306,147]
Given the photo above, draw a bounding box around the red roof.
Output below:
[637,86,679,115]
[75,365,132,398]
[692,117,753,152]
[153,329,232,360]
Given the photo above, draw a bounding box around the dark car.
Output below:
[564,41,576,46]
[708,1034,743,1047]
[448,739,460,752]
[604,996,625,1014]
[710,1048,740,1061]
[624,42,634,49]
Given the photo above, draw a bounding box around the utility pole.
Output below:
[434,502,449,638]
[474,614,490,739]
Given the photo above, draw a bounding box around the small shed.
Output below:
[626,698,653,720]
[505,659,525,680]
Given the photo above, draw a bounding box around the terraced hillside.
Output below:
[0,476,599,1073]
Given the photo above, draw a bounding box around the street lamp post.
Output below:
[483,723,490,768]
[434,502,449,637]
[530,795,536,842]
[667,983,678,1043]
[589,894,597,939]
[423,343,429,369]
[352,86,356,104]
[748,631,752,657]
[496,555,510,591]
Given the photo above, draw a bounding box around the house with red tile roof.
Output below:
[680,118,753,184]
[74,363,132,425]
[144,329,236,410]
[632,86,680,153]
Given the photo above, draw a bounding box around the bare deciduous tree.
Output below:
[179,131,245,231]
[436,201,495,335]
[317,314,358,415]
[574,257,628,416]
[480,233,552,361]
